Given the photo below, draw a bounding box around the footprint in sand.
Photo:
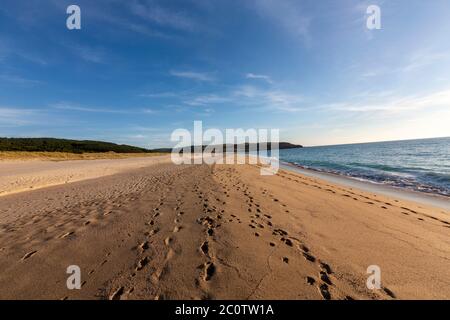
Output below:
[200,241,209,256]
[283,239,293,247]
[383,287,396,299]
[319,271,332,285]
[136,257,150,271]
[306,276,316,285]
[319,261,332,274]
[21,250,37,261]
[299,244,310,252]
[147,228,159,237]
[318,283,331,300]
[109,287,125,300]
[59,231,75,238]
[303,252,316,263]
[139,241,150,253]
[164,237,172,246]
[203,262,216,281]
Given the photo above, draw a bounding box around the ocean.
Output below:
[279,137,450,197]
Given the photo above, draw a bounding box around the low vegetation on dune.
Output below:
[0,151,167,161]
[0,138,156,154]
[0,138,168,161]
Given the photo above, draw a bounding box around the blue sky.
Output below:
[1,0,450,148]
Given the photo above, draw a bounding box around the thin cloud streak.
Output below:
[0,74,44,85]
[52,103,157,115]
[170,70,215,81]
[0,107,40,126]
[184,94,229,106]
[130,0,199,32]
[251,0,312,46]
[246,73,273,84]
[328,88,450,114]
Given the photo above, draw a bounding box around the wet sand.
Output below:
[0,161,449,300]
[281,162,450,211]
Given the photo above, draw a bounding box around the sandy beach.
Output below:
[0,158,449,300]
[0,155,171,197]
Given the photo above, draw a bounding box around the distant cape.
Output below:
[153,142,303,153]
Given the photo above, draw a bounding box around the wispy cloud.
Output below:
[401,50,448,73]
[170,70,215,81]
[184,94,229,106]
[139,92,178,98]
[0,74,43,86]
[251,0,311,46]
[141,84,305,112]
[246,73,273,84]
[52,103,155,115]
[0,36,48,66]
[142,108,157,114]
[71,45,107,64]
[233,85,304,112]
[328,88,450,114]
[130,0,199,32]
[53,103,123,113]
[361,49,450,79]
[0,107,38,126]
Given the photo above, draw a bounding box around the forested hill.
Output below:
[1,138,303,154]
[0,138,154,153]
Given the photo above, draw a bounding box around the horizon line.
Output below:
[304,136,449,148]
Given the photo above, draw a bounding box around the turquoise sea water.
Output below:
[279,137,450,197]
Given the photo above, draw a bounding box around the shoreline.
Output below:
[1,153,448,212]
[280,161,450,211]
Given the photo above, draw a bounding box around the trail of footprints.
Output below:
[216,167,338,299]
[217,166,398,300]
[194,184,221,289]
[108,169,199,300]
[8,165,189,300]
[272,168,450,229]
[63,168,189,300]
[17,164,440,299]
[59,164,404,300]
[106,196,170,300]
[9,168,187,267]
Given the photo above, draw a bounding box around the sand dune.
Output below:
[0,155,170,197]
[0,161,449,299]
